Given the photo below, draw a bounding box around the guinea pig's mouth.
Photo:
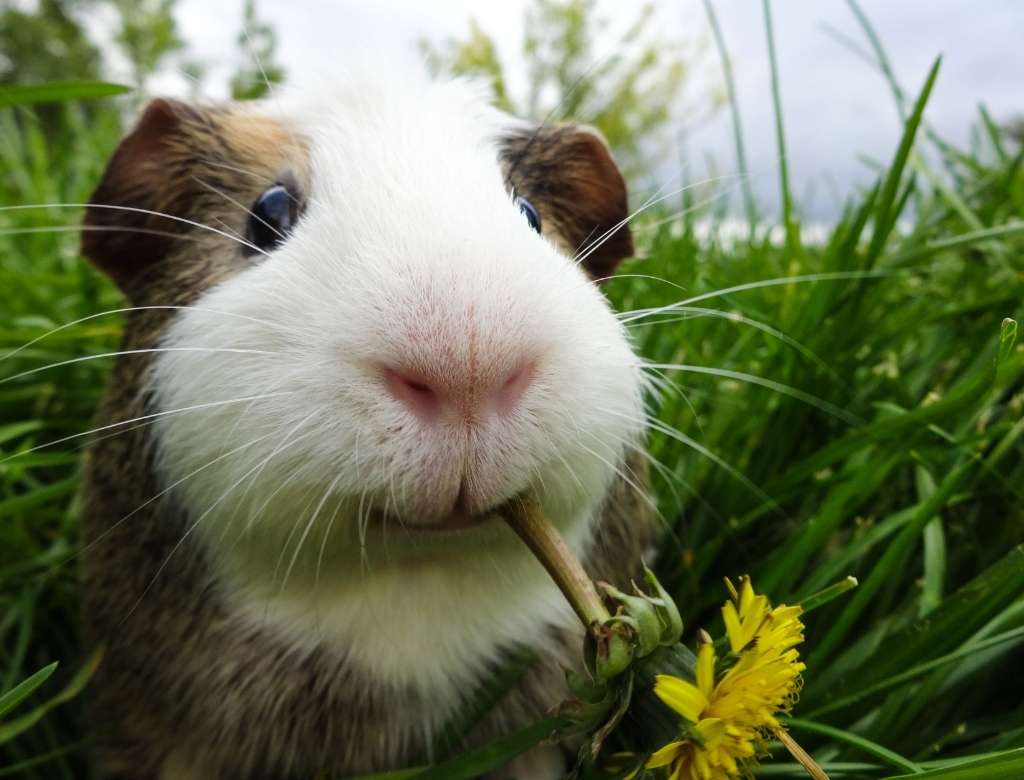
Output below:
[371,494,525,534]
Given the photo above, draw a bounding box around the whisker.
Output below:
[198,157,272,181]
[349,430,372,568]
[71,428,282,567]
[593,273,690,295]
[642,362,861,424]
[317,470,352,588]
[240,23,310,186]
[626,306,837,379]
[212,215,251,246]
[601,406,781,516]
[0,391,296,464]
[649,417,781,517]
[617,439,703,547]
[123,426,320,624]
[643,367,706,440]
[219,408,323,541]
[271,482,323,587]
[573,433,659,516]
[625,186,738,239]
[623,439,682,508]
[379,452,394,561]
[0,202,267,256]
[0,347,281,386]
[546,442,587,495]
[0,224,201,241]
[573,176,739,269]
[502,57,610,188]
[195,176,286,242]
[281,471,346,593]
[618,269,906,322]
[1,305,304,364]
[572,182,672,267]
[244,462,307,536]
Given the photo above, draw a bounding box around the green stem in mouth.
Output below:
[502,498,611,627]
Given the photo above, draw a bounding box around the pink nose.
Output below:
[382,362,534,423]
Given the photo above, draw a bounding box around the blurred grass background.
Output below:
[1,1,1023,778]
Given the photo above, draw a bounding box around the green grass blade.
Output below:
[799,576,859,614]
[0,82,131,107]
[786,717,922,774]
[0,664,57,720]
[863,56,942,268]
[762,0,801,260]
[807,625,1024,718]
[917,466,945,617]
[703,0,757,227]
[884,748,1024,779]
[0,649,101,744]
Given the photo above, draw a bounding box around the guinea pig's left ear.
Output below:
[500,125,632,279]
[81,98,207,295]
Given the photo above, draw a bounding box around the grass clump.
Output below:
[1,25,1023,780]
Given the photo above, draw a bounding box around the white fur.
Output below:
[151,75,645,718]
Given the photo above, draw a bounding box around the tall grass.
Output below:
[1,15,1023,780]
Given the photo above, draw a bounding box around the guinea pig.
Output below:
[79,71,653,779]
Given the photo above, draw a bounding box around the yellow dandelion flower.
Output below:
[722,576,804,660]
[644,578,806,779]
[647,644,760,780]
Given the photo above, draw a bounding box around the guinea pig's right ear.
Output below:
[81,98,202,294]
[499,123,633,280]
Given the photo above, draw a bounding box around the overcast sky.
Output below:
[160,1,1024,219]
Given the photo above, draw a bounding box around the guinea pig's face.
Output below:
[82,79,646,589]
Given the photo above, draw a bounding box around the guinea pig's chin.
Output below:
[375,501,504,534]
[182,479,602,596]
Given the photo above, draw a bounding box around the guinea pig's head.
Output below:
[82,77,647,593]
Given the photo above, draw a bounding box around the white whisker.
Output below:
[123,427,320,624]
[619,269,905,323]
[1,347,281,386]
[0,305,305,364]
[75,428,281,566]
[0,202,267,255]
[642,362,860,424]
[195,176,286,242]
[626,306,836,379]
[281,471,346,593]
[0,391,296,464]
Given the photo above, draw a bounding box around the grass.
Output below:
[1,12,1024,780]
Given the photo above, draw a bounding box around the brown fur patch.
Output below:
[500,125,633,280]
[81,99,307,298]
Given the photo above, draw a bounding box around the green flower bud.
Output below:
[601,582,662,658]
[644,564,684,645]
[595,623,635,681]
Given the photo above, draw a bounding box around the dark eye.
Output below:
[246,184,298,254]
[515,196,542,234]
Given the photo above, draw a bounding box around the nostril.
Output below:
[405,378,432,395]
[382,367,441,421]
[493,362,535,415]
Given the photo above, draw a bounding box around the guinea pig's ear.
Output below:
[81,98,203,293]
[500,124,632,279]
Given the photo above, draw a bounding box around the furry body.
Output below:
[80,74,652,778]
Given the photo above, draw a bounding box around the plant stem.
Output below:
[774,727,832,780]
[502,498,611,627]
